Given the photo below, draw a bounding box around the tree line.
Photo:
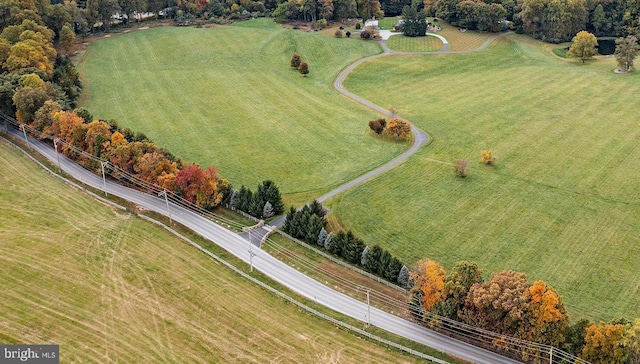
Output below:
[409,258,640,363]
[226,180,285,219]
[282,200,409,285]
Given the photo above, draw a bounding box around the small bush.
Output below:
[298,61,309,76]
[368,118,386,135]
[355,22,361,30]
[454,159,470,178]
[345,30,351,38]
[290,53,301,68]
[360,29,371,39]
[481,150,496,165]
[334,29,343,37]
[317,19,328,28]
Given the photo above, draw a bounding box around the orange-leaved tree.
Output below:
[385,118,411,139]
[520,280,569,346]
[410,258,445,312]
[175,164,223,209]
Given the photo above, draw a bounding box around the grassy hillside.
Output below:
[330,35,640,321]
[0,140,432,363]
[77,19,406,205]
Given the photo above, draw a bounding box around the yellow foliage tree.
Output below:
[410,258,445,311]
[481,150,496,165]
[581,323,627,364]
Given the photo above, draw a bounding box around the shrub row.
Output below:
[282,201,408,286]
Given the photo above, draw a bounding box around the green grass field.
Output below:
[78,19,405,205]
[387,34,443,52]
[77,18,640,323]
[0,140,438,363]
[331,35,640,321]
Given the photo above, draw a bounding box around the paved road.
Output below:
[4,127,521,363]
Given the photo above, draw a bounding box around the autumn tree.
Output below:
[481,149,496,165]
[385,118,411,139]
[32,99,60,132]
[626,319,640,364]
[318,0,334,19]
[460,270,530,335]
[59,23,75,55]
[357,0,384,20]
[290,52,301,68]
[13,83,51,124]
[434,261,483,319]
[298,61,309,76]
[614,36,639,72]
[454,158,470,178]
[581,323,627,364]
[519,280,569,346]
[410,258,445,312]
[567,31,598,63]
[83,120,112,157]
[134,150,178,186]
[47,110,85,154]
[368,117,386,134]
[175,164,223,209]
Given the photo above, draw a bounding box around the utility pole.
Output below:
[248,229,253,272]
[549,347,552,364]
[53,139,61,171]
[100,161,108,196]
[161,189,171,224]
[367,289,371,327]
[21,124,30,148]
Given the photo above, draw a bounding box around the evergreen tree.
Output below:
[324,232,334,250]
[398,265,410,288]
[259,180,284,215]
[249,193,264,217]
[401,5,427,36]
[343,231,365,264]
[361,246,370,266]
[262,201,273,218]
[228,189,238,208]
[330,231,347,257]
[378,249,391,276]
[237,185,252,212]
[365,245,383,273]
[317,227,328,247]
[309,200,326,218]
[306,214,324,244]
[385,257,403,282]
[282,206,296,233]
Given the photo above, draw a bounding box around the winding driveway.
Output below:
[282,31,515,215]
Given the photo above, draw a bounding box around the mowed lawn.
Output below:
[0,141,434,363]
[78,19,405,205]
[331,35,640,321]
